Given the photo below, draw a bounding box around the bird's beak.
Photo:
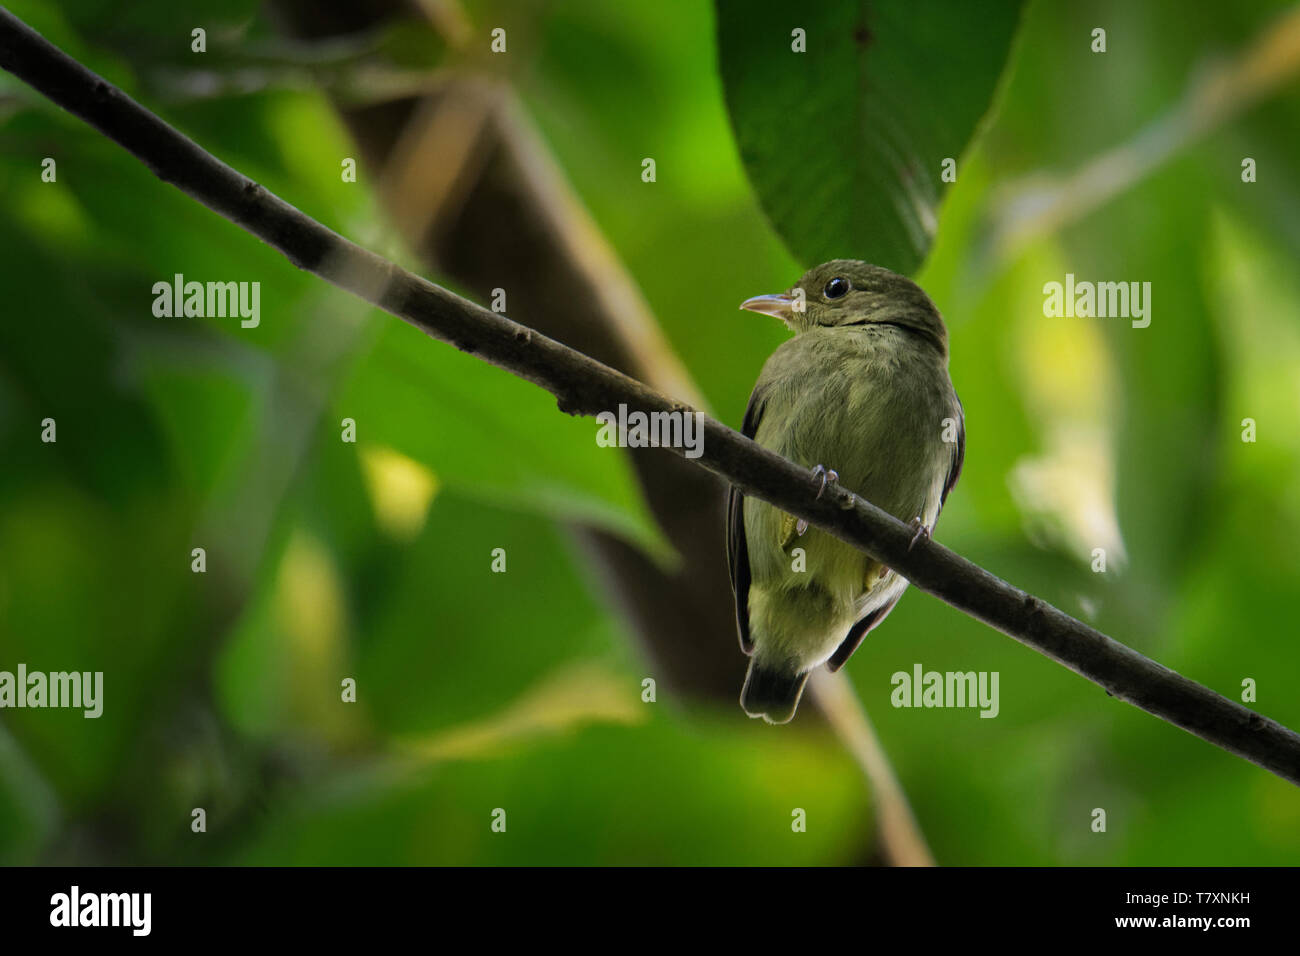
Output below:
[739,293,796,320]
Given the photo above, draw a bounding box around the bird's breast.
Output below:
[753,328,954,521]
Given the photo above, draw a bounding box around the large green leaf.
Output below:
[335,317,670,559]
[716,0,1023,273]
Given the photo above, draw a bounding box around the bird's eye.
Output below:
[823,277,850,300]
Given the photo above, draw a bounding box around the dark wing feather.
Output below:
[826,590,903,672]
[727,388,767,655]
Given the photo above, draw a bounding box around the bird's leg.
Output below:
[797,465,840,535]
[907,516,933,551]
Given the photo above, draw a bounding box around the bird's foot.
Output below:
[811,464,840,500]
[797,465,840,535]
[907,516,932,551]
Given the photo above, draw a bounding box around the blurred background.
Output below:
[2,0,1299,865]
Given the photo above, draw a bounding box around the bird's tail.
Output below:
[740,661,811,724]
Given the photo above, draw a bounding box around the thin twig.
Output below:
[810,671,934,866]
[989,4,1300,259]
[3,9,1299,787]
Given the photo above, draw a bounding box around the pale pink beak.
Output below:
[739,293,796,320]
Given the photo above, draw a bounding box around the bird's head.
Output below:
[740,259,947,354]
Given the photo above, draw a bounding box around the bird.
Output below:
[727,260,964,724]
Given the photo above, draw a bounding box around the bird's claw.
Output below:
[811,464,840,500]
[798,465,840,537]
[907,516,932,551]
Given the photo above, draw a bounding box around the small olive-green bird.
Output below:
[727,260,964,724]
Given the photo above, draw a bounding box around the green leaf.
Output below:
[716,0,1024,273]
[336,317,671,559]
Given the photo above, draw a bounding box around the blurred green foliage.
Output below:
[1,0,1299,865]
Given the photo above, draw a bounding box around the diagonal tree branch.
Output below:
[3,8,1299,788]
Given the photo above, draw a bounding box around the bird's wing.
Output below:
[826,586,904,672]
[727,387,767,655]
[940,394,965,511]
